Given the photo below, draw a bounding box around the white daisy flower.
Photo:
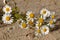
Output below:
[38,17,44,23]
[41,25,49,35]
[27,18,34,26]
[26,11,35,26]
[3,5,12,13]
[47,19,56,28]
[40,8,50,19]
[50,12,56,22]
[19,20,29,29]
[36,21,42,29]
[35,28,42,36]
[2,14,13,24]
[35,16,44,29]
[26,11,35,19]
[51,12,55,19]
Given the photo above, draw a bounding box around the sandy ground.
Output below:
[0,0,60,40]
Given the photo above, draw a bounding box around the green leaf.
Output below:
[14,13,21,19]
[12,8,16,11]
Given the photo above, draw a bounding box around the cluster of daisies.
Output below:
[2,0,56,37]
[19,9,56,36]
[2,5,13,24]
[19,8,56,36]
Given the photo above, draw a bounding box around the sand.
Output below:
[0,0,60,40]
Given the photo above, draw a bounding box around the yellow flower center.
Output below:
[43,28,47,32]
[6,16,10,21]
[37,23,42,28]
[28,20,34,25]
[51,15,55,19]
[30,13,34,18]
[22,22,27,28]
[43,10,46,14]
[49,20,53,25]
[37,29,41,33]
[38,18,44,23]
[6,8,10,12]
